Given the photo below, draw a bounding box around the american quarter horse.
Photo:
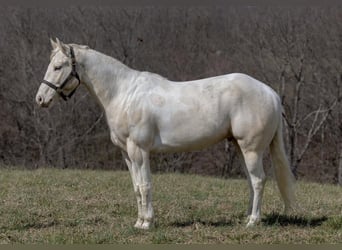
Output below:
[36,38,296,229]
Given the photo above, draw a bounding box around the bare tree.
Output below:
[0,6,341,183]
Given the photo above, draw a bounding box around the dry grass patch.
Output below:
[0,168,341,243]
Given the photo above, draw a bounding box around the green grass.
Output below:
[0,168,341,243]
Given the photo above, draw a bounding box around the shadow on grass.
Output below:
[0,220,59,232]
[262,213,328,227]
[170,213,329,228]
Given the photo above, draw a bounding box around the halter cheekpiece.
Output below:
[42,46,80,101]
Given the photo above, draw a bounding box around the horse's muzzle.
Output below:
[36,94,50,108]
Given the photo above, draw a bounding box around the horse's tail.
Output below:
[270,116,297,213]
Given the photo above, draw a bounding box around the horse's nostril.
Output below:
[36,95,43,105]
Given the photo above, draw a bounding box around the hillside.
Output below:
[0,168,341,243]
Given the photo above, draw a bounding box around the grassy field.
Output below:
[0,168,341,244]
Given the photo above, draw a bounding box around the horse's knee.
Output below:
[134,185,141,198]
[139,183,152,204]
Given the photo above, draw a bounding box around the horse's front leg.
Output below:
[126,139,154,230]
[121,151,144,228]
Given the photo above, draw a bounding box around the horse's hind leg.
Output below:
[237,141,266,227]
[232,140,253,219]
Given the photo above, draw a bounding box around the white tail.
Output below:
[270,119,297,213]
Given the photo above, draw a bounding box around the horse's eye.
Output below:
[54,66,62,71]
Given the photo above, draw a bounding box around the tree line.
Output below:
[0,6,341,184]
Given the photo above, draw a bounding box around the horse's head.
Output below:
[36,38,80,108]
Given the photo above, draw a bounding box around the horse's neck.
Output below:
[78,48,139,109]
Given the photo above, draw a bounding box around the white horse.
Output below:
[36,38,296,229]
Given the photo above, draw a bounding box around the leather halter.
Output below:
[42,46,80,101]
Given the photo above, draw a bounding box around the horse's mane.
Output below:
[50,43,89,60]
[69,43,89,49]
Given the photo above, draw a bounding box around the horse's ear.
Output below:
[50,38,57,49]
[56,37,69,56]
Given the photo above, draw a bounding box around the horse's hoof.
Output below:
[134,219,153,230]
[246,221,256,228]
[141,220,152,230]
[134,218,144,229]
[246,216,260,228]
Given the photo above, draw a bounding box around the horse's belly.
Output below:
[151,119,230,153]
[151,134,228,153]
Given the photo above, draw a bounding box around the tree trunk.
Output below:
[339,147,342,186]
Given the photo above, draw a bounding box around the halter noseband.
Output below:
[42,46,80,101]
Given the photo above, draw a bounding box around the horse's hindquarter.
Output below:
[226,74,281,150]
